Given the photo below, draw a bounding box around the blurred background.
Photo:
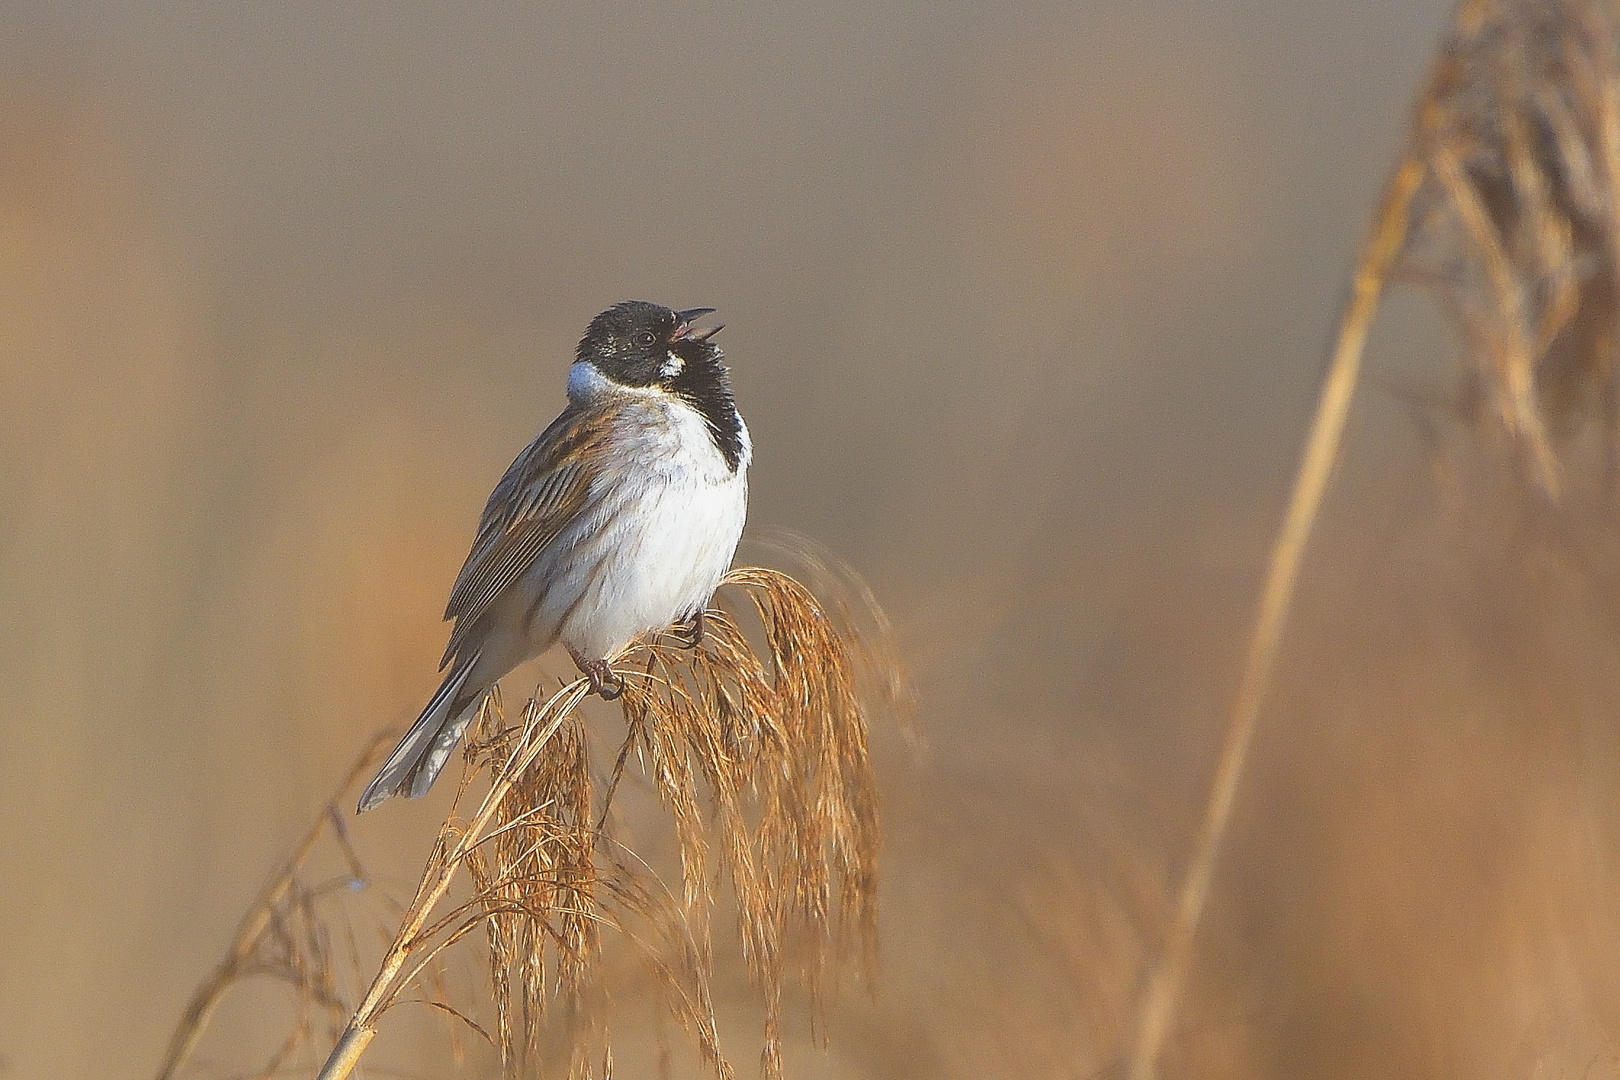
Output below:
[14,1,1620,1077]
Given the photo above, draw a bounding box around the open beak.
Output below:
[672,307,723,342]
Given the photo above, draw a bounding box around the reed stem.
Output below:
[312,683,588,1080]
[1125,151,1428,1080]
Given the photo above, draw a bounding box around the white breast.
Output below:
[553,391,750,659]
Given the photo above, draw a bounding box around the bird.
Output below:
[357,300,750,813]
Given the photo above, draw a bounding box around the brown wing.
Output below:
[438,404,615,666]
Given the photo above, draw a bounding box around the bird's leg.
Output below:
[567,645,623,700]
[671,609,706,650]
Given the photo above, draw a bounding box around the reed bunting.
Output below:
[359,301,749,812]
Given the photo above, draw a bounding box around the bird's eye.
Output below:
[634,330,657,347]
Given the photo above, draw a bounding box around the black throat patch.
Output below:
[667,356,745,472]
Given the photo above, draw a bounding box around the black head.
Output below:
[575,300,744,471]
[577,300,722,388]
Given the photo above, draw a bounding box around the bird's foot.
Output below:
[568,648,624,700]
[670,610,706,650]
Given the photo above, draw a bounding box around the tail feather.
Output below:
[357,650,484,813]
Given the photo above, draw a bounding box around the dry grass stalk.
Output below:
[306,564,886,1080]
[1127,0,1620,1074]
[153,732,394,1080]
[1124,151,1425,1080]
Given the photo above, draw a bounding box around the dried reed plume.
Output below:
[159,563,899,1080]
[1129,1,1620,1077]
[1399,0,1620,494]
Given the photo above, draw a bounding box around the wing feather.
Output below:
[438,405,614,666]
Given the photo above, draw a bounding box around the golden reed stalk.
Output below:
[313,682,590,1080]
[1124,55,1452,1080]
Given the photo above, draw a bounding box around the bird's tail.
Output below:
[357,650,484,813]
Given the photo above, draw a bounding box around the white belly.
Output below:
[548,395,750,660]
[557,471,747,658]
